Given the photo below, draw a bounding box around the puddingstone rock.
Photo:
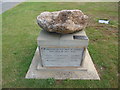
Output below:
[37,10,88,34]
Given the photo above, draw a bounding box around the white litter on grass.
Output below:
[98,19,109,24]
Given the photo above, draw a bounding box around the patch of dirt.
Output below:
[87,13,118,29]
[102,27,118,36]
[56,80,63,85]
[90,39,99,43]
[100,66,107,71]
[88,19,118,36]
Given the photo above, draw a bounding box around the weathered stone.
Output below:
[37,10,88,34]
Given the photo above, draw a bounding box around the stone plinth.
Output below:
[25,30,100,80]
[37,30,89,67]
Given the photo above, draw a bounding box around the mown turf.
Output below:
[2,2,118,88]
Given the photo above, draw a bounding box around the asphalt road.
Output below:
[0,0,26,14]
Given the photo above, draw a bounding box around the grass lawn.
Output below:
[2,2,118,88]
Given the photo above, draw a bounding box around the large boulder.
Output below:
[37,10,88,34]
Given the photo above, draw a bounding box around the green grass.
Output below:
[2,2,118,88]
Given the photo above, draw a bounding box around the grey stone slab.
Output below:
[37,30,60,41]
[25,47,100,80]
[37,30,89,47]
[37,63,88,71]
[39,47,84,67]
[37,48,87,71]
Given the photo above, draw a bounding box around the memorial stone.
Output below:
[25,10,100,80]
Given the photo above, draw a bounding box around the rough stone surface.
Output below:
[37,10,88,34]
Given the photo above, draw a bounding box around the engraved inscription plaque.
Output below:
[40,47,84,67]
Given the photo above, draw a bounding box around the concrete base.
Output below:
[25,47,100,80]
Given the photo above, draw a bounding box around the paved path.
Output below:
[0,0,26,14]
